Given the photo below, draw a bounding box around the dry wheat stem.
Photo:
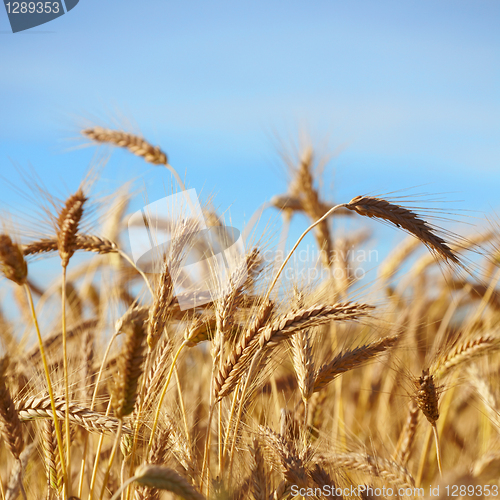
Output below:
[23,284,68,489]
[77,330,121,498]
[98,419,123,500]
[88,398,113,500]
[262,203,347,305]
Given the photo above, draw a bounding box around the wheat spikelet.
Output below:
[135,338,172,415]
[147,219,197,349]
[308,464,342,499]
[291,327,315,403]
[215,302,371,400]
[0,357,24,459]
[184,314,216,347]
[23,238,58,255]
[42,419,63,496]
[414,369,439,425]
[83,127,168,165]
[411,229,493,277]
[0,234,28,286]
[133,464,205,500]
[270,480,293,500]
[212,251,257,361]
[345,196,459,263]
[114,307,147,418]
[23,234,118,256]
[249,439,269,500]
[297,148,333,268]
[333,453,415,490]
[432,334,500,380]
[56,189,87,268]
[413,369,443,476]
[260,426,308,487]
[213,299,273,399]
[15,395,132,435]
[73,234,119,254]
[313,334,398,393]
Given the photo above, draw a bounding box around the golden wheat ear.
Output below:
[0,357,24,460]
[56,189,87,268]
[82,127,168,165]
[82,126,188,192]
[345,196,460,263]
[0,234,27,286]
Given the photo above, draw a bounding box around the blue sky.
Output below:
[0,0,499,270]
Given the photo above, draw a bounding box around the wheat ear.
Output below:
[344,196,459,263]
[431,334,500,380]
[313,334,398,393]
[0,358,24,460]
[111,465,206,500]
[260,426,308,488]
[99,308,148,499]
[332,453,416,490]
[414,369,442,477]
[16,395,132,434]
[82,127,187,191]
[215,302,371,401]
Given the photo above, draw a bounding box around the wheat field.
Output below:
[0,128,499,500]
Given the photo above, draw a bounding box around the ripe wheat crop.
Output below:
[0,129,498,500]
